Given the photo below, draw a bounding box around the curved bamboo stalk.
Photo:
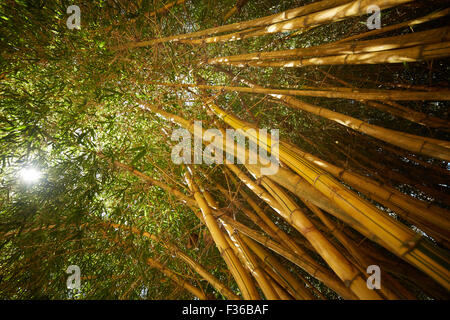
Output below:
[278,141,450,241]
[267,274,295,300]
[303,202,412,299]
[223,0,249,22]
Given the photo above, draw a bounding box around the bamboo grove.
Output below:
[0,0,449,300]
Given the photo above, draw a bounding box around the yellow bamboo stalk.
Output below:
[222,221,280,299]
[251,161,450,246]
[333,7,450,44]
[226,41,450,67]
[217,213,358,299]
[245,165,381,299]
[208,27,450,64]
[303,202,408,299]
[239,0,414,36]
[223,0,249,22]
[179,0,414,44]
[278,141,450,240]
[184,168,260,299]
[145,257,208,300]
[148,0,186,18]
[208,102,450,290]
[153,81,450,102]
[200,75,450,160]
[266,274,295,300]
[116,0,353,48]
[243,234,316,300]
[313,68,449,130]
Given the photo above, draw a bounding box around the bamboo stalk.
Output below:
[185,167,261,299]
[222,221,280,299]
[217,213,358,299]
[116,0,353,48]
[207,102,450,290]
[245,165,381,299]
[303,202,411,299]
[243,234,316,300]
[179,0,415,44]
[207,27,450,64]
[225,41,450,67]
[333,7,450,44]
[203,73,450,161]
[315,68,449,130]
[278,141,450,241]
[153,81,450,101]
[223,0,249,22]
[145,257,208,300]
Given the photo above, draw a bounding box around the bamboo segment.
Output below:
[207,102,450,290]
[208,27,450,64]
[277,142,450,242]
[243,235,316,300]
[179,0,415,44]
[235,0,414,36]
[201,74,450,161]
[153,81,450,101]
[222,221,280,299]
[225,41,450,67]
[117,0,353,48]
[145,257,208,300]
[223,0,249,22]
[303,202,408,299]
[333,7,450,44]
[314,69,450,130]
[184,168,260,299]
[244,165,381,299]
[217,213,358,300]
[267,275,295,300]
[148,0,186,18]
